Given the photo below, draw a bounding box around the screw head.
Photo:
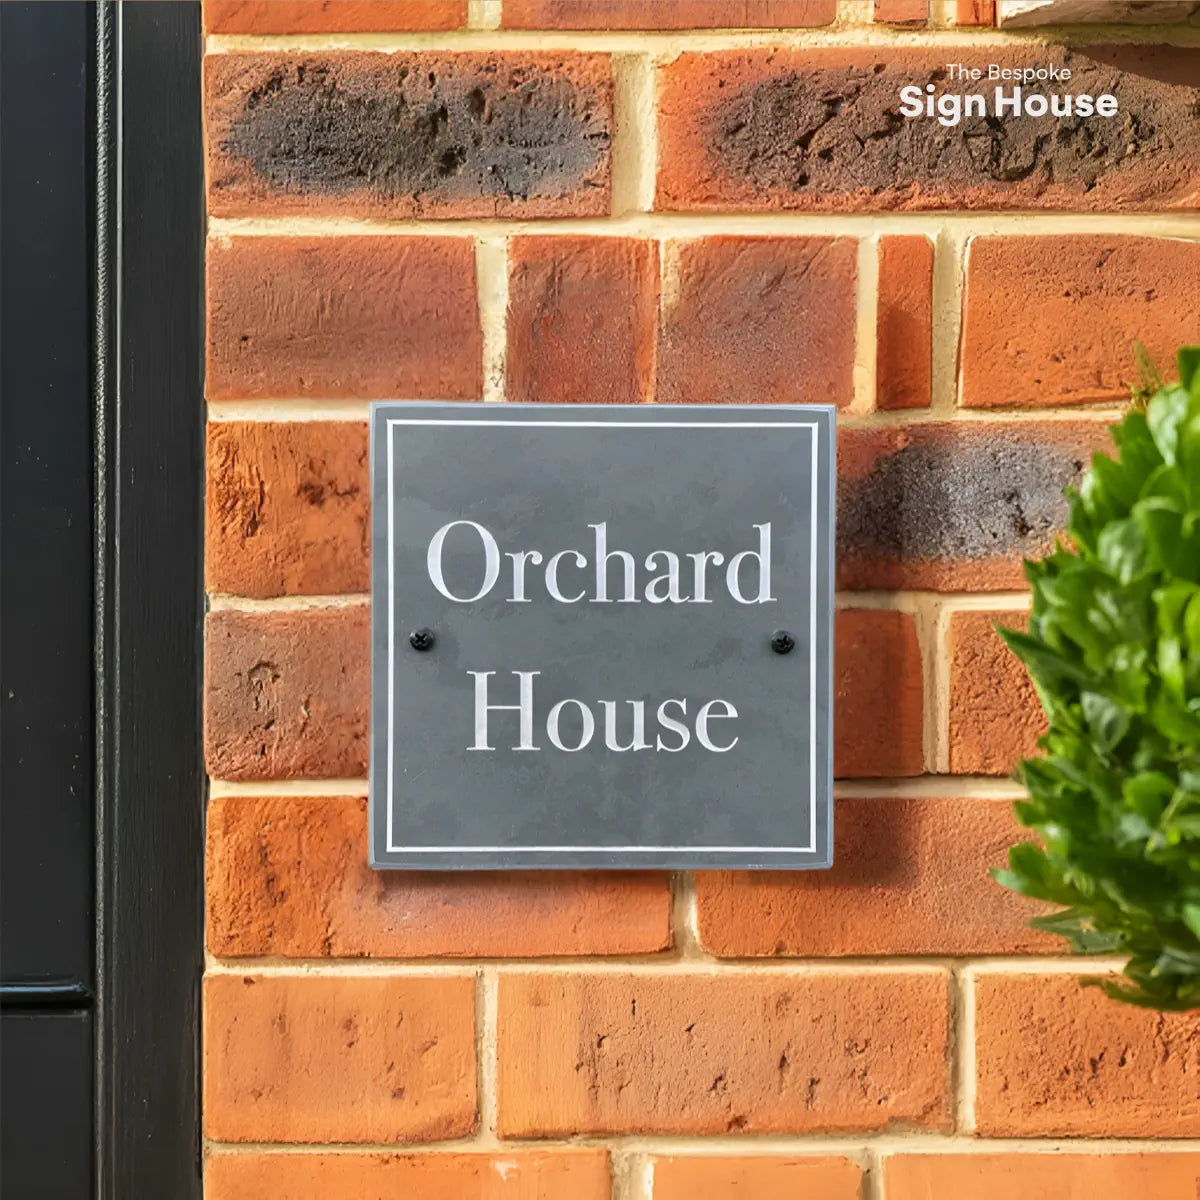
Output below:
[770,629,795,655]
[409,627,435,652]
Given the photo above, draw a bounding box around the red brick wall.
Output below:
[201,2,1200,1196]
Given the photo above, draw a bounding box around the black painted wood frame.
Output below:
[95,2,205,1194]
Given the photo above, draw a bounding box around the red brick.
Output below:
[835,610,924,778]
[205,605,924,783]
[974,973,1200,1136]
[955,0,995,22]
[837,422,1112,591]
[205,53,612,220]
[874,0,928,23]
[203,973,476,1142]
[696,796,1055,957]
[206,237,480,401]
[507,237,659,405]
[496,970,951,1135]
[885,1153,1200,1200]
[657,47,1200,213]
[650,1156,861,1199]
[876,236,933,410]
[503,0,837,26]
[657,237,857,407]
[961,235,1200,409]
[206,793,672,957]
[948,610,1046,776]
[204,606,368,780]
[204,0,466,32]
[205,1149,610,1199]
[206,421,369,598]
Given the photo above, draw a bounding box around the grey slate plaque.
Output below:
[370,403,835,870]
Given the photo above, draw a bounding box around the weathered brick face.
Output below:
[657,237,858,407]
[961,235,1200,408]
[496,971,952,1135]
[206,52,613,218]
[202,0,1200,1187]
[657,47,1200,212]
[837,422,1111,591]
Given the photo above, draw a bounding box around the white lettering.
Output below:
[601,700,649,751]
[589,522,638,603]
[994,86,1021,117]
[428,520,501,603]
[547,698,595,752]
[688,550,725,603]
[899,84,924,118]
[695,699,739,753]
[726,523,775,604]
[655,698,690,752]
[469,670,540,751]
[506,549,543,603]
[545,548,587,603]
[644,551,685,604]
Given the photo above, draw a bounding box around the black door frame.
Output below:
[95,2,204,1194]
[2,2,205,1195]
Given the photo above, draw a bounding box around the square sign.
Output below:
[370,403,835,870]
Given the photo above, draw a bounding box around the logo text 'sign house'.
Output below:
[900,63,1119,128]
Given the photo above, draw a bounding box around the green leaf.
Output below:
[1183,904,1200,940]
[1147,384,1192,465]
[1098,517,1152,584]
[997,348,1200,1013]
[1081,691,1131,752]
[1029,909,1122,954]
[1178,346,1200,393]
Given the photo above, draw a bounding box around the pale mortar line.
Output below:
[207,592,369,611]
[963,957,1126,975]
[204,25,1200,53]
[860,1147,884,1200]
[931,228,967,415]
[204,956,960,976]
[612,1150,654,1200]
[836,403,1128,426]
[954,967,977,1133]
[475,237,509,403]
[208,398,372,421]
[837,590,1030,611]
[208,777,368,798]
[207,590,1027,615]
[929,0,959,25]
[477,968,501,1146]
[670,872,706,960]
[203,1133,1200,1156]
[931,598,954,774]
[851,234,879,416]
[912,592,944,775]
[611,54,657,217]
[837,776,1025,799]
[205,396,1127,423]
[207,213,1200,240]
[205,774,1029,800]
[937,591,1032,612]
[466,0,502,30]
[208,956,1139,978]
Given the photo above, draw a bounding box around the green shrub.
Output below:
[996,346,1200,1011]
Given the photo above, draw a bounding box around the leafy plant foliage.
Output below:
[997,347,1200,1010]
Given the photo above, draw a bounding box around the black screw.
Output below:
[409,627,435,652]
[770,630,795,655]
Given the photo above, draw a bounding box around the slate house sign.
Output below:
[370,403,836,870]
